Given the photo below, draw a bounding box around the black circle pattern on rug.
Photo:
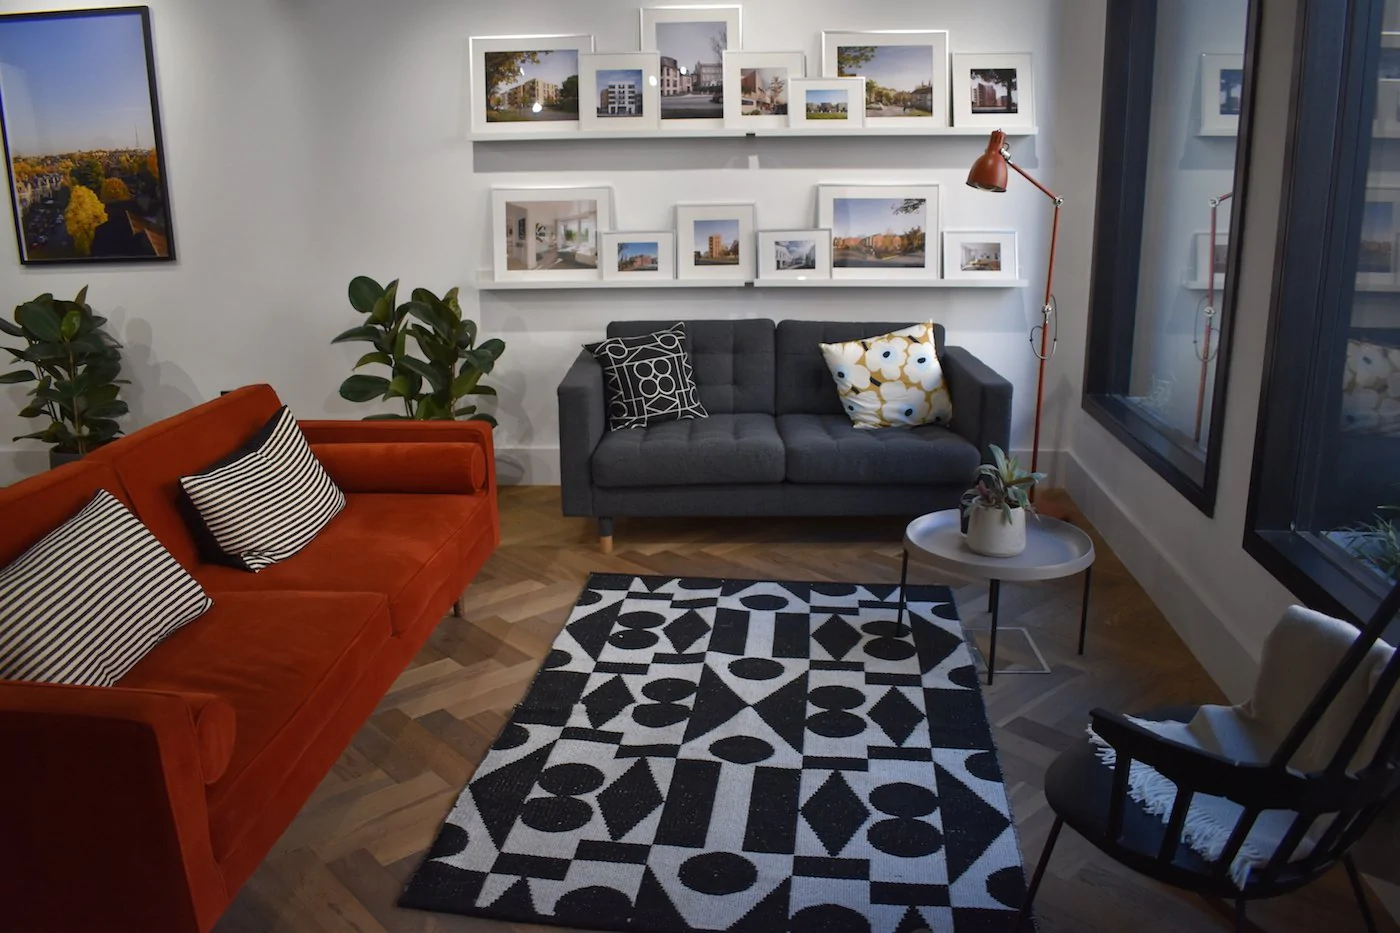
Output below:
[520,764,606,833]
[867,782,943,858]
[808,685,866,737]
[678,853,758,896]
[633,678,696,728]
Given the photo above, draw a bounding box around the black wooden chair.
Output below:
[1017,582,1400,932]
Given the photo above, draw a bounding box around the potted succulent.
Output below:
[1,287,128,468]
[961,445,1046,557]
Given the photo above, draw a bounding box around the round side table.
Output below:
[897,509,1096,685]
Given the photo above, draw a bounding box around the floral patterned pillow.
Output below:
[820,322,953,430]
[1342,338,1400,437]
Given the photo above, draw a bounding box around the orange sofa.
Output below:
[0,385,500,933]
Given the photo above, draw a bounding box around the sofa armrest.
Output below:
[0,680,232,932]
[942,346,1013,461]
[311,442,488,494]
[558,349,606,516]
[298,419,496,494]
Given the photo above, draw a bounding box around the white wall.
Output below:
[0,0,1108,486]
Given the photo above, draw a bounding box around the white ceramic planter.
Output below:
[965,504,1027,557]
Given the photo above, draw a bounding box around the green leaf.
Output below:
[451,368,482,398]
[60,307,82,340]
[396,356,447,394]
[338,374,391,402]
[368,294,394,326]
[467,413,499,428]
[460,348,498,374]
[476,337,506,359]
[466,384,497,396]
[394,327,408,360]
[84,400,129,420]
[405,300,454,340]
[416,394,448,420]
[355,351,392,369]
[456,319,478,349]
[385,374,412,399]
[74,285,89,307]
[453,404,478,416]
[363,412,410,421]
[331,325,382,345]
[348,276,384,314]
[17,402,46,418]
[16,300,62,342]
[0,369,35,384]
[410,287,440,307]
[0,317,23,337]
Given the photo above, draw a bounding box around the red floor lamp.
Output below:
[966,130,1063,494]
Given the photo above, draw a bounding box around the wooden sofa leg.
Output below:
[599,517,614,555]
[452,596,465,618]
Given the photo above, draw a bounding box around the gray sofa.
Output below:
[558,319,1012,550]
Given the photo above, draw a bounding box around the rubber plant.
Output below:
[333,276,504,424]
[0,287,128,457]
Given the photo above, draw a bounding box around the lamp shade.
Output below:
[966,129,1009,193]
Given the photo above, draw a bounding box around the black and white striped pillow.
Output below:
[0,490,212,686]
[180,406,345,573]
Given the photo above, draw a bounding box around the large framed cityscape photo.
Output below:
[470,34,595,136]
[0,7,175,264]
[820,30,950,129]
[640,5,742,129]
[817,184,941,280]
[490,186,614,283]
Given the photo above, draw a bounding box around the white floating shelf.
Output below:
[475,271,1027,291]
[470,125,1036,143]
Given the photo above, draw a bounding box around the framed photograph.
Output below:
[490,187,613,282]
[0,8,175,265]
[602,231,675,281]
[722,51,806,129]
[757,229,831,280]
[943,231,1018,282]
[640,5,741,128]
[1199,53,1244,136]
[1376,34,1400,138]
[820,30,950,128]
[817,185,940,280]
[1358,189,1400,288]
[951,53,1036,130]
[675,202,755,280]
[470,34,594,136]
[1192,231,1229,289]
[788,77,866,130]
[580,52,661,132]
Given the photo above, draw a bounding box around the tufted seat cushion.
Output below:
[778,413,980,485]
[591,414,786,487]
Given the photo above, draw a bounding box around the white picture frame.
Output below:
[470,34,595,136]
[640,5,742,129]
[951,53,1035,131]
[816,184,941,280]
[788,77,866,130]
[943,231,1018,282]
[722,51,806,129]
[1199,53,1244,137]
[1358,188,1400,288]
[602,231,676,281]
[1193,231,1229,290]
[820,30,950,129]
[579,52,661,132]
[675,202,756,280]
[1376,34,1400,138]
[757,229,832,280]
[490,186,614,282]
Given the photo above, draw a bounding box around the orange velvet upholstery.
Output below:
[0,385,499,933]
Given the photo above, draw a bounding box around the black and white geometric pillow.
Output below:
[180,406,345,573]
[587,324,709,431]
[0,490,212,687]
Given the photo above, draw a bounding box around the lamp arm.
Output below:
[1004,155,1064,206]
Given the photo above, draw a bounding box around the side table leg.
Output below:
[1078,567,1093,656]
[896,549,910,633]
[987,579,1001,686]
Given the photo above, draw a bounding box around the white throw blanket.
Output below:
[1090,605,1398,887]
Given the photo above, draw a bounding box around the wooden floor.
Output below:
[214,486,1399,933]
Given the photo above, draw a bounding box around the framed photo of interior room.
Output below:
[0,6,176,264]
[820,30,950,128]
[490,186,614,283]
[470,34,595,136]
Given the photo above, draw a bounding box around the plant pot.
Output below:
[965,504,1027,557]
[49,450,84,470]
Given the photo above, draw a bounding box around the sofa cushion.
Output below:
[778,414,980,485]
[608,319,775,415]
[588,324,709,430]
[0,459,133,568]
[192,492,486,638]
[119,589,392,863]
[776,320,947,416]
[820,321,953,430]
[592,413,786,487]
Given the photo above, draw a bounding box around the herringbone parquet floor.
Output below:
[213,486,1399,933]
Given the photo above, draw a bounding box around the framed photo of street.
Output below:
[640,5,742,130]
[0,6,176,264]
[817,184,941,280]
[470,34,595,136]
[722,50,806,130]
[820,30,950,129]
[789,77,866,130]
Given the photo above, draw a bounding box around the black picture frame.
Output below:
[1080,0,1262,516]
[0,6,175,265]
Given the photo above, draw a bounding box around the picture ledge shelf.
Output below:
[475,272,1028,290]
[470,125,1037,142]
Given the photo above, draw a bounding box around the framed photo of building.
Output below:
[1357,188,1400,289]
[470,34,594,136]
[580,52,661,132]
[820,30,950,129]
[951,53,1035,131]
[675,202,755,280]
[640,5,742,129]
[943,231,1018,282]
[602,231,675,281]
[817,184,940,280]
[722,51,806,130]
[1192,231,1229,289]
[788,77,866,130]
[1199,53,1244,136]
[757,229,832,280]
[0,7,175,264]
[490,186,613,283]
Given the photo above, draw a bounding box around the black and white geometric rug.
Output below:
[402,575,1027,933]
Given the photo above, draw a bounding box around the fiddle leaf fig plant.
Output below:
[1,287,128,455]
[333,276,504,425]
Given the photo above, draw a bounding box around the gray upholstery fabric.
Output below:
[591,413,785,488]
[941,346,1014,461]
[607,319,775,415]
[778,414,980,485]
[591,482,964,517]
[557,350,606,516]
[775,320,948,416]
